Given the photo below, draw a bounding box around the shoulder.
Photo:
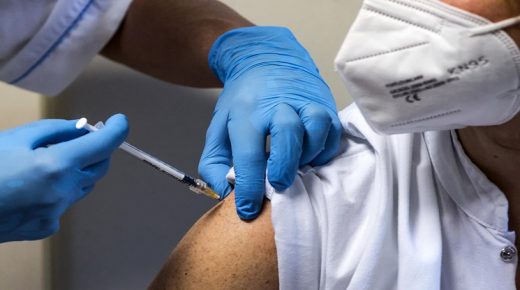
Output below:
[148,191,278,290]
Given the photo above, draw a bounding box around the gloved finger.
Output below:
[82,184,96,194]
[27,193,75,219]
[65,183,96,208]
[310,114,342,166]
[80,159,111,186]
[297,103,333,166]
[0,213,24,232]
[228,117,268,220]
[6,119,86,149]
[66,160,109,207]
[50,114,129,167]
[267,103,304,192]
[18,218,60,240]
[198,111,233,199]
[77,184,96,203]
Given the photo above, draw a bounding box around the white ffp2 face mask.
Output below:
[335,0,520,134]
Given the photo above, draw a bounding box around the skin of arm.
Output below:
[101,0,254,87]
[147,191,278,290]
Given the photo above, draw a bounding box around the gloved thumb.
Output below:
[199,110,233,199]
[199,162,233,200]
[6,119,85,149]
[50,114,129,166]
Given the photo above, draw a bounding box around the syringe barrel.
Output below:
[76,118,221,199]
[78,118,186,181]
[119,142,186,180]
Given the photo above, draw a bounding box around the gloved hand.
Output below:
[0,114,128,243]
[199,26,341,220]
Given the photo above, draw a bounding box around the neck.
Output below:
[458,113,520,234]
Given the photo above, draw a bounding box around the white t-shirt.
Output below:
[0,0,132,95]
[268,104,517,290]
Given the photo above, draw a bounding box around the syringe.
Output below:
[75,118,220,200]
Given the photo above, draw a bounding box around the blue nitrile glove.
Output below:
[0,114,128,243]
[199,26,341,220]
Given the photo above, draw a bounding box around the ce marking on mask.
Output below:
[385,56,489,104]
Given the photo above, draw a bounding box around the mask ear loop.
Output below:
[469,15,520,37]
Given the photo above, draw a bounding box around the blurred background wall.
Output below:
[0,1,362,289]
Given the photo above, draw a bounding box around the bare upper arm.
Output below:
[148,191,278,290]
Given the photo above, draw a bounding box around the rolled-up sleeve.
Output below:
[0,0,132,96]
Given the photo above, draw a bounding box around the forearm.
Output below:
[101,0,254,87]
